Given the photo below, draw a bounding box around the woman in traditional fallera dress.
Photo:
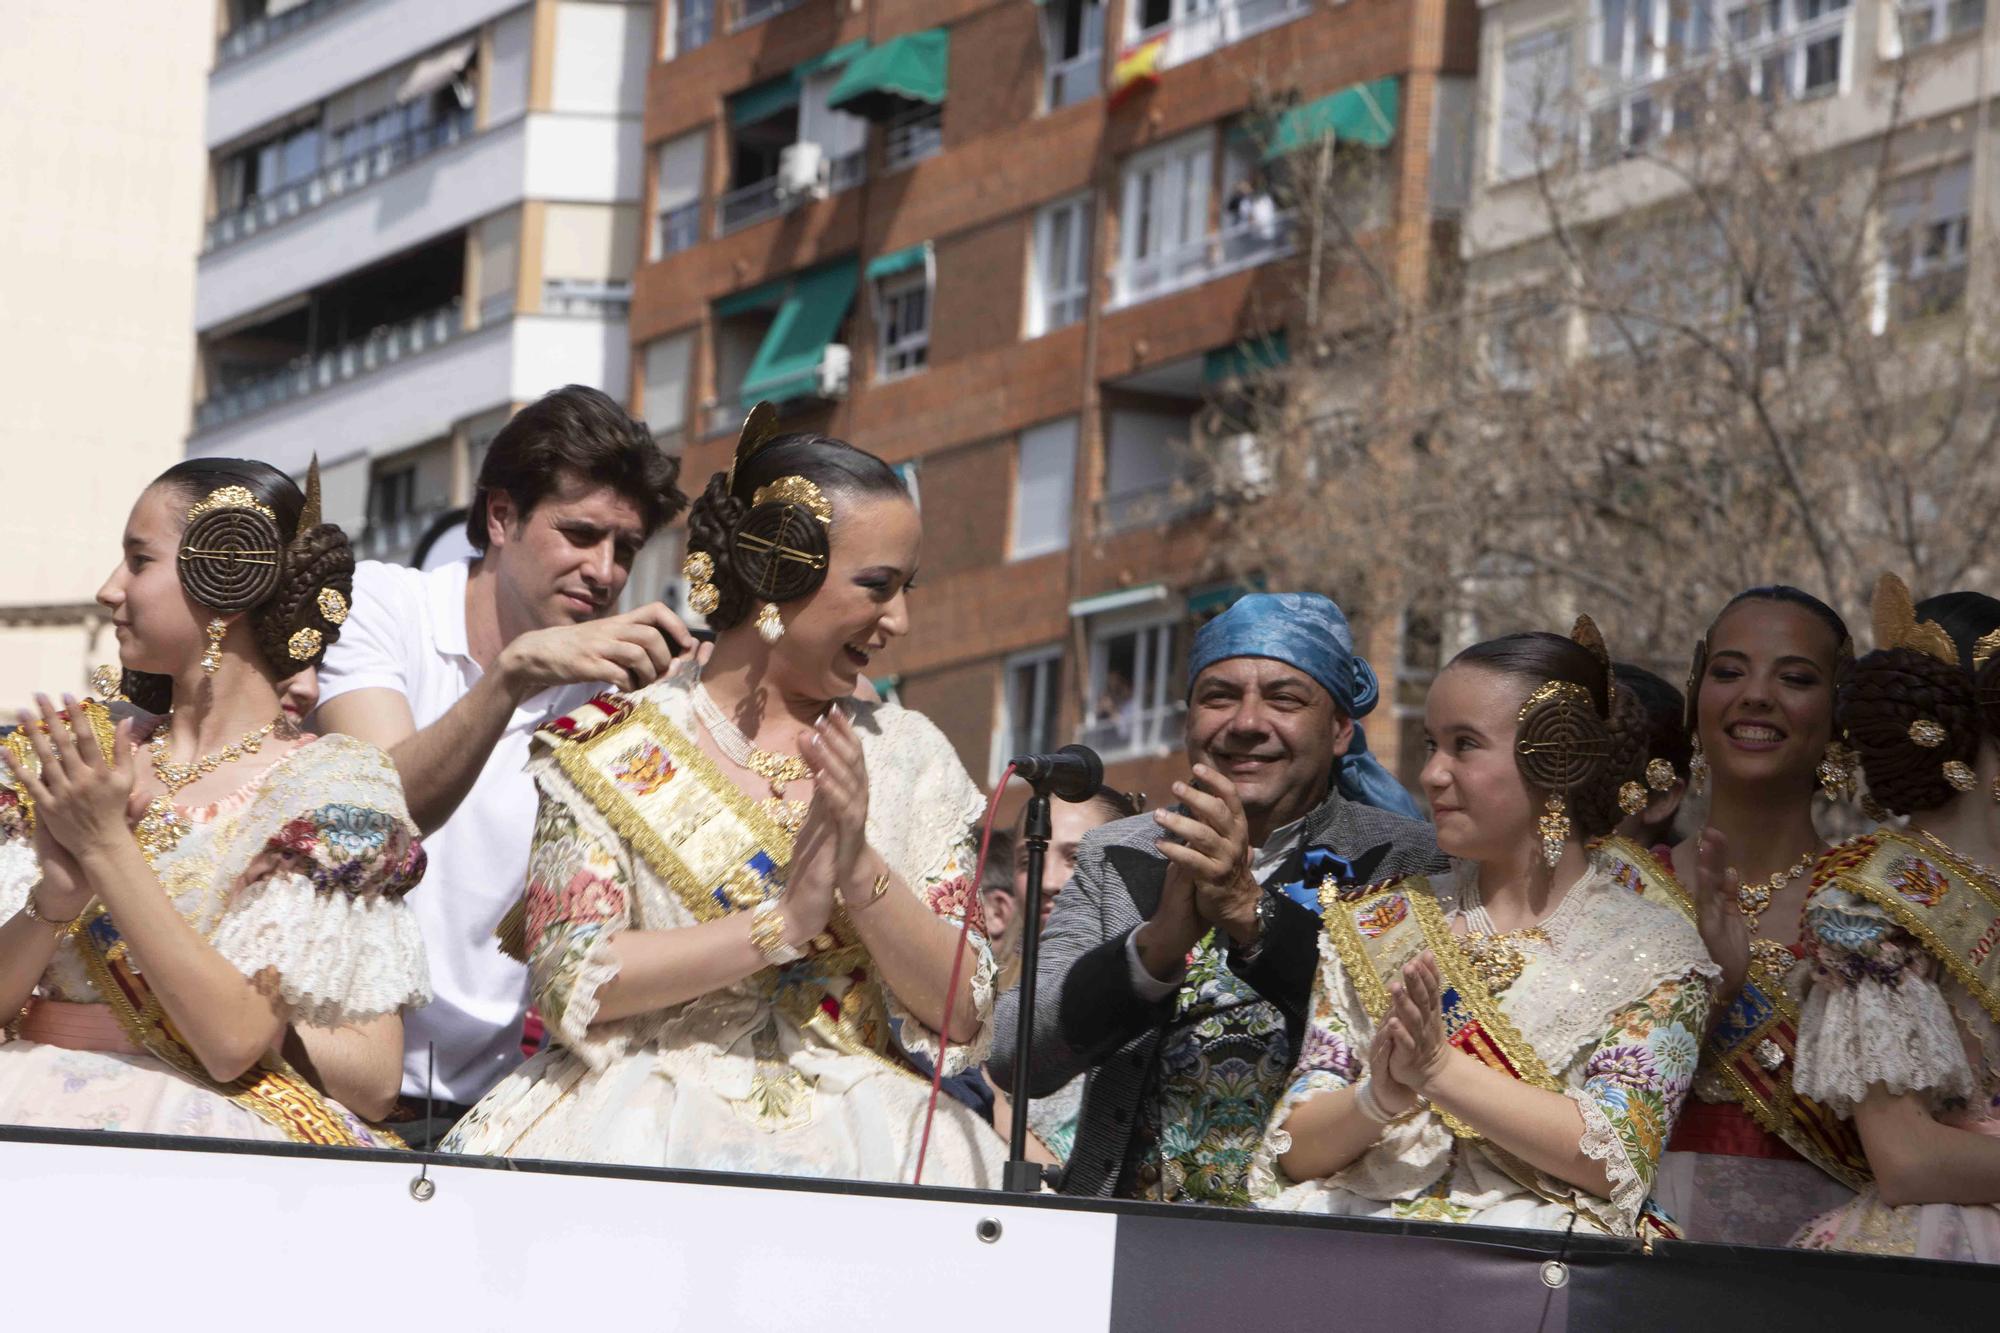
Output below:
[1254,620,1718,1236]
[1596,588,1867,1246]
[443,408,1004,1185]
[1789,577,2000,1261]
[0,459,429,1146]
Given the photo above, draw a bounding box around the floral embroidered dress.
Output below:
[0,727,429,1145]
[1791,831,2000,1261]
[1252,862,1718,1236]
[1596,838,1862,1247]
[441,677,1006,1187]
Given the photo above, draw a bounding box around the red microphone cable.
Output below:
[911,763,1015,1185]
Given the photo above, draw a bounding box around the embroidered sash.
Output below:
[67,907,381,1147]
[1595,837,1871,1191]
[1320,876,1597,1221]
[539,695,918,1083]
[1816,831,2000,1029]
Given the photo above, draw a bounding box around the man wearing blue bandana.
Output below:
[992,592,1444,1201]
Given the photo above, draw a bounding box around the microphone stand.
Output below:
[1001,789,1052,1193]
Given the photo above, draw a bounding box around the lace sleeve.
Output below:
[523,786,634,1070]
[1794,891,1974,1114]
[210,800,431,1026]
[1568,969,1712,1232]
[884,833,996,1078]
[1248,939,1364,1198]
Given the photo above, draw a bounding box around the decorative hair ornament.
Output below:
[1909,718,1948,748]
[1513,616,1617,868]
[751,475,834,524]
[1872,572,1959,666]
[682,550,720,616]
[1645,757,1677,791]
[1944,760,1978,793]
[317,587,349,626]
[1975,627,2000,672]
[179,485,284,613]
[726,401,783,495]
[287,627,324,662]
[1619,781,1648,816]
[1818,742,1858,804]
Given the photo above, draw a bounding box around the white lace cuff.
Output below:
[0,841,40,921]
[1248,1068,1350,1199]
[1569,1087,1645,1235]
[890,932,997,1078]
[1795,972,1974,1114]
[209,870,431,1026]
[544,930,627,1069]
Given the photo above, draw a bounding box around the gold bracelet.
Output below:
[839,869,893,913]
[21,888,83,935]
[748,898,801,966]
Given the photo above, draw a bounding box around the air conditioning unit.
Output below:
[1216,432,1272,497]
[777,141,828,201]
[816,343,853,399]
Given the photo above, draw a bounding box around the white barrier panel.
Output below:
[0,1136,1118,1333]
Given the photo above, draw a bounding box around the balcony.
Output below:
[655,201,701,256]
[197,301,466,432]
[715,149,866,236]
[356,502,457,564]
[1078,701,1186,759]
[206,108,476,253]
[1109,212,1297,309]
[1133,0,1310,73]
[215,0,360,67]
[671,0,810,55]
[541,279,633,319]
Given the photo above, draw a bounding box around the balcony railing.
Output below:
[1047,49,1103,110]
[715,149,866,236]
[1134,0,1309,73]
[216,0,361,66]
[540,278,633,318]
[1094,479,1211,534]
[1109,212,1297,309]
[195,300,465,432]
[205,107,477,252]
[1078,701,1187,759]
[356,503,455,564]
[883,107,943,171]
[655,201,701,257]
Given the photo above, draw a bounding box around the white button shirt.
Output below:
[317,558,601,1104]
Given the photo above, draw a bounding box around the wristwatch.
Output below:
[1232,891,1276,965]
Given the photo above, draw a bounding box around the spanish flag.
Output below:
[1109,35,1166,108]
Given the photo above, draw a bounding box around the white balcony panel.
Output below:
[523,112,646,203]
[187,314,627,479]
[207,0,530,150]
[196,115,528,333]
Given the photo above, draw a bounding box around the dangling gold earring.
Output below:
[1538,794,1570,867]
[755,602,785,644]
[1817,742,1857,804]
[1688,740,1709,794]
[200,617,228,675]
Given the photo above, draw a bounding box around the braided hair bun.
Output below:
[1839,648,1981,815]
[251,522,355,673]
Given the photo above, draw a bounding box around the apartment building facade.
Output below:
[186,0,654,571]
[634,0,1478,799]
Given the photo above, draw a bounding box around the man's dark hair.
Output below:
[465,385,686,551]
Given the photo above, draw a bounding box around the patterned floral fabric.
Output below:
[441,677,1007,1187]
[1254,863,1717,1236]
[0,731,429,1144]
[1125,934,1292,1205]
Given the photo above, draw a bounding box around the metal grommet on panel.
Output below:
[975,1217,1003,1244]
[409,1176,437,1202]
[1539,1259,1568,1289]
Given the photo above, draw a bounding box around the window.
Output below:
[367,464,417,534]
[1115,130,1213,305]
[1099,407,1196,531]
[642,331,694,438]
[1081,616,1183,759]
[1128,0,1310,71]
[652,132,706,258]
[995,647,1063,781]
[1895,0,1985,53]
[670,0,715,57]
[1496,29,1573,180]
[1011,417,1078,559]
[884,104,944,171]
[1028,197,1092,336]
[1484,289,1562,386]
[1882,161,1972,324]
[1041,0,1105,110]
[875,270,931,380]
[799,69,871,189]
[217,120,324,213]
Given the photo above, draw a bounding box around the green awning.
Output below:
[827,27,949,120]
[714,273,791,318]
[1185,578,1265,617]
[865,243,930,281]
[739,259,860,405]
[1204,330,1290,384]
[1262,77,1399,160]
[728,72,801,126]
[797,39,870,78]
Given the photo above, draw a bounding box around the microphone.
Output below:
[1008,744,1104,803]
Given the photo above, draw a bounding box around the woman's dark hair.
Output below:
[1613,661,1692,784]
[685,431,908,631]
[1840,590,2000,815]
[127,457,356,711]
[465,385,686,550]
[1689,585,1851,730]
[1449,631,1644,840]
[1086,786,1147,824]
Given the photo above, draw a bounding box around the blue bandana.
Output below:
[1187,592,1422,818]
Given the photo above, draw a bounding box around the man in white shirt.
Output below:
[317,385,692,1147]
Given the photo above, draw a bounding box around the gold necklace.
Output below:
[147,715,284,796]
[1735,849,1817,981]
[1460,926,1549,993]
[692,684,812,834]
